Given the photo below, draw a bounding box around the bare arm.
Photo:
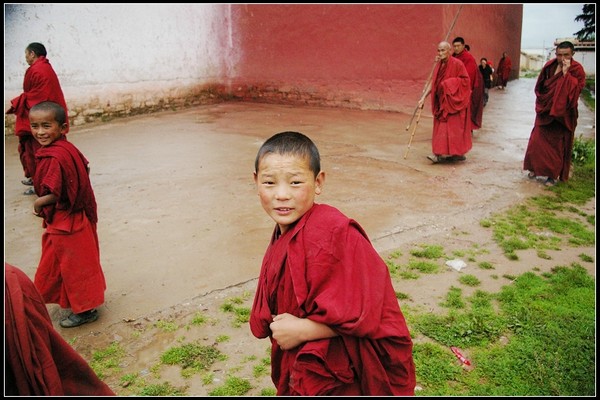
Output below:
[269,313,338,350]
[33,193,58,216]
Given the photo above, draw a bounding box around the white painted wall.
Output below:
[4,4,239,113]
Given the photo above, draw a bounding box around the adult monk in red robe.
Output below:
[523,41,586,186]
[30,101,107,328]
[496,51,512,90]
[5,263,115,396]
[419,41,472,164]
[452,37,485,131]
[250,131,416,396]
[6,42,69,195]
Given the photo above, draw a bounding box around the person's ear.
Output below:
[315,171,325,195]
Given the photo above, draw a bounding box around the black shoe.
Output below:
[450,155,466,162]
[60,309,98,328]
[23,187,35,195]
[21,177,33,186]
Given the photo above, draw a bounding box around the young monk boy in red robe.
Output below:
[29,101,107,328]
[249,131,416,395]
[5,263,115,395]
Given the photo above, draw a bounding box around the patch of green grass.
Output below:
[440,286,465,309]
[260,387,277,396]
[578,253,593,263]
[138,381,186,396]
[191,312,207,325]
[160,341,226,377]
[208,375,252,396]
[399,270,420,279]
[458,274,480,287]
[215,335,230,343]
[414,264,595,395]
[484,198,594,259]
[395,291,410,300]
[155,319,179,332]
[410,244,445,259]
[407,259,440,274]
[90,342,125,379]
[477,261,494,270]
[580,78,595,111]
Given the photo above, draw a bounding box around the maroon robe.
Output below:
[5,263,115,396]
[33,137,106,313]
[430,56,472,157]
[496,55,512,87]
[250,204,416,396]
[454,49,485,130]
[6,55,69,179]
[523,58,586,181]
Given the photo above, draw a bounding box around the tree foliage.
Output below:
[574,4,595,41]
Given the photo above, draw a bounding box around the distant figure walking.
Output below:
[496,51,512,90]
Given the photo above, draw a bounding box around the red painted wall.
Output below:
[226,4,522,114]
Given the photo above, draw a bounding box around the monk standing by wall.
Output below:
[6,42,69,195]
[419,41,472,164]
[523,41,586,187]
[496,51,512,90]
[452,37,485,131]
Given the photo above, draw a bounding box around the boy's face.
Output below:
[254,153,324,235]
[29,109,66,147]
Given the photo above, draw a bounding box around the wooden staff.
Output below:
[403,104,424,159]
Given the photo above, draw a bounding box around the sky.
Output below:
[521,3,588,49]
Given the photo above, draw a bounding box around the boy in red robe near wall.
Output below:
[6,42,69,195]
[5,263,115,395]
[523,41,586,186]
[249,131,416,395]
[30,101,107,328]
[452,37,485,131]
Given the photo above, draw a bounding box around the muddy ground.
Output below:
[3,78,595,395]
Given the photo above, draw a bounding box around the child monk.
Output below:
[249,131,416,395]
[30,101,107,328]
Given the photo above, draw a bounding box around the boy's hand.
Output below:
[270,313,304,350]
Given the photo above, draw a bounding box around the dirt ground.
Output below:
[3,77,596,395]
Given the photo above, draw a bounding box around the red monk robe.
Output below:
[33,137,106,314]
[496,54,512,88]
[523,58,586,182]
[6,55,69,180]
[250,204,416,396]
[430,56,473,157]
[5,263,115,396]
[454,49,485,130]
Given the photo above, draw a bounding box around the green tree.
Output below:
[574,4,595,41]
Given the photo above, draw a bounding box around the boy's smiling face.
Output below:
[254,152,324,235]
[29,108,66,147]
